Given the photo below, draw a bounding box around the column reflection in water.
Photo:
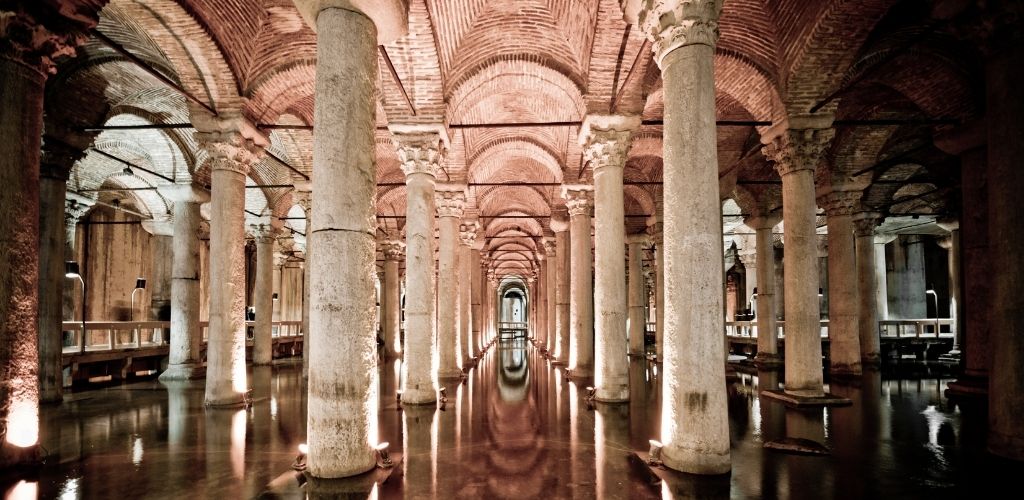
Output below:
[595,403,630,499]
[757,369,785,498]
[486,340,546,498]
[403,405,437,498]
[205,407,246,498]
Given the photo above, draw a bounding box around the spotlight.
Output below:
[375,442,393,468]
[293,443,308,471]
[438,387,448,405]
[64,261,81,278]
[648,439,664,466]
[585,386,597,401]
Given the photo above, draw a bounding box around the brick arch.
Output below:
[479,187,551,219]
[469,138,564,184]
[247,60,317,126]
[105,107,196,174]
[447,58,586,123]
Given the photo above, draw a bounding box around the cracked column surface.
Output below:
[293,0,410,478]
[563,185,594,379]
[253,226,277,365]
[820,190,863,375]
[763,125,835,399]
[381,241,404,358]
[747,215,781,367]
[627,234,648,357]
[393,125,447,405]
[160,186,209,381]
[637,0,730,474]
[436,186,466,379]
[582,114,638,402]
[550,212,570,364]
[854,213,883,366]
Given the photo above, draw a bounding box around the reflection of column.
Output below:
[748,215,780,367]
[458,221,479,364]
[544,239,557,354]
[819,190,862,375]
[380,241,404,358]
[436,186,466,379]
[627,235,648,356]
[160,186,208,381]
[403,406,437,496]
[854,213,883,365]
[563,186,594,379]
[550,212,570,363]
[393,125,446,404]
[252,226,277,365]
[762,124,834,398]
[595,404,630,499]
[196,125,265,406]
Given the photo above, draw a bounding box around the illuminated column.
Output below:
[853,213,882,366]
[646,216,665,361]
[436,186,466,379]
[550,211,571,363]
[459,221,479,364]
[819,190,862,375]
[393,125,447,404]
[160,185,209,381]
[381,241,404,358]
[544,238,557,354]
[637,0,729,473]
[936,219,961,354]
[763,124,835,398]
[582,115,638,402]
[293,0,410,477]
[195,125,265,407]
[294,190,313,379]
[252,225,277,365]
[563,185,594,378]
[748,215,781,367]
[627,235,648,356]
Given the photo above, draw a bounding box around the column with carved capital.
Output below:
[436,186,465,378]
[294,190,312,378]
[252,225,278,365]
[471,244,484,355]
[853,213,883,366]
[762,125,834,399]
[534,253,546,349]
[563,186,594,378]
[550,211,570,363]
[159,185,209,381]
[819,190,863,375]
[747,215,781,366]
[459,220,479,364]
[582,115,638,401]
[637,0,729,472]
[196,128,265,406]
[627,234,648,357]
[393,126,446,404]
[380,241,404,358]
[646,215,665,361]
[544,238,557,356]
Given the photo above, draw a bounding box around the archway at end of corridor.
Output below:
[498,277,529,340]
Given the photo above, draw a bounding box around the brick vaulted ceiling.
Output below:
[47,0,985,276]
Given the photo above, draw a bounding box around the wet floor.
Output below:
[3,339,1023,499]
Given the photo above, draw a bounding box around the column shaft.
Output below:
[382,249,402,358]
[752,221,780,365]
[470,249,482,355]
[436,203,461,379]
[161,200,203,380]
[566,191,594,378]
[458,242,473,363]
[553,228,570,363]
[627,240,645,356]
[545,241,557,354]
[854,215,881,365]
[37,170,68,403]
[253,235,275,365]
[821,195,861,375]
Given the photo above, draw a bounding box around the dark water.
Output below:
[3,341,1022,499]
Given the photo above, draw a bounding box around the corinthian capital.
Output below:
[818,190,862,217]
[0,5,96,76]
[637,0,724,66]
[380,240,405,261]
[459,220,480,246]
[435,188,466,218]
[562,185,593,217]
[390,124,448,178]
[580,115,641,172]
[761,127,835,177]
[196,129,266,175]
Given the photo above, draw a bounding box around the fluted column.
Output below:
[436,186,465,378]
[582,115,638,402]
[637,0,729,473]
[380,241,404,358]
[194,126,265,407]
[544,238,557,355]
[458,221,479,364]
[393,125,446,404]
[252,225,277,365]
[819,190,862,375]
[563,186,594,379]
[853,213,882,366]
[550,212,570,363]
[160,185,209,381]
[627,235,648,356]
[762,124,835,399]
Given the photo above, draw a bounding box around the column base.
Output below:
[760,389,852,408]
[595,387,629,403]
[861,354,882,368]
[438,368,464,381]
[753,352,782,368]
[661,445,732,476]
[988,429,1024,462]
[828,363,863,377]
[304,453,401,494]
[567,367,593,380]
[0,442,41,469]
[205,393,247,408]
[159,363,205,381]
[400,388,437,405]
[632,452,732,493]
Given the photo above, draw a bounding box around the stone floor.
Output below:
[2,340,1022,499]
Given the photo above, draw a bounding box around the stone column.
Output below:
[853,213,883,366]
[637,0,729,474]
[582,115,638,402]
[380,241,404,358]
[159,185,209,381]
[819,190,862,375]
[748,215,781,367]
[738,250,756,316]
[146,223,174,321]
[459,221,479,364]
[874,234,895,320]
[252,225,277,365]
[195,125,265,407]
[436,186,465,379]
[762,124,834,399]
[293,0,410,478]
[294,191,313,378]
[471,245,484,355]
[550,212,571,363]
[647,216,665,361]
[544,238,557,355]
[563,185,594,379]
[393,125,446,404]
[627,235,648,356]
[936,220,961,353]
[890,235,927,319]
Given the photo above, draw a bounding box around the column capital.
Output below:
[543,238,557,256]
[0,4,96,76]
[380,240,405,261]
[761,126,836,177]
[818,190,862,217]
[435,188,466,218]
[293,190,312,215]
[936,217,960,233]
[853,212,883,237]
[391,124,448,179]
[249,223,279,243]
[549,208,570,233]
[561,185,593,217]
[579,114,641,173]
[744,213,781,230]
[158,183,211,204]
[292,0,409,44]
[646,214,663,242]
[142,218,175,236]
[40,137,89,180]
[64,194,94,225]
[195,124,267,175]
[738,251,756,268]
[635,0,724,66]
[459,220,481,246]
[627,233,651,246]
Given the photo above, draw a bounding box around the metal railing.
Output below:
[62,320,304,354]
[724,318,955,341]
[724,320,830,339]
[498,322,528,331]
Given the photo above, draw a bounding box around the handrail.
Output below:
[724,320,829,339]
[62,319,304,354]
[723,318,955,341]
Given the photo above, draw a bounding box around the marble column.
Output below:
[748,215,781,367]
[627,235,648,357]
[563,185,594,379]
[252,226,277,365]
[293,0,409,478]
[544,238,557,355]
[637,0,729,473]
[381,241,404,358]
[762,123,835,399]
[393,125,447,404]
[195,126,265,407]
[471,246,484,355]
[294,190,313,378]
[582,115,638,402]
[854,213,883,366]
[550,212,570,364]
[874,234,895,320]
[647,216,665,361]
[436,186,466,379]
[819,190,862,375]
[459,221,479,364]
[937,220,961,353]
[890,235,927,319]
[534,254,547,349]
[738,250,756,316]
[159,186,209,381]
